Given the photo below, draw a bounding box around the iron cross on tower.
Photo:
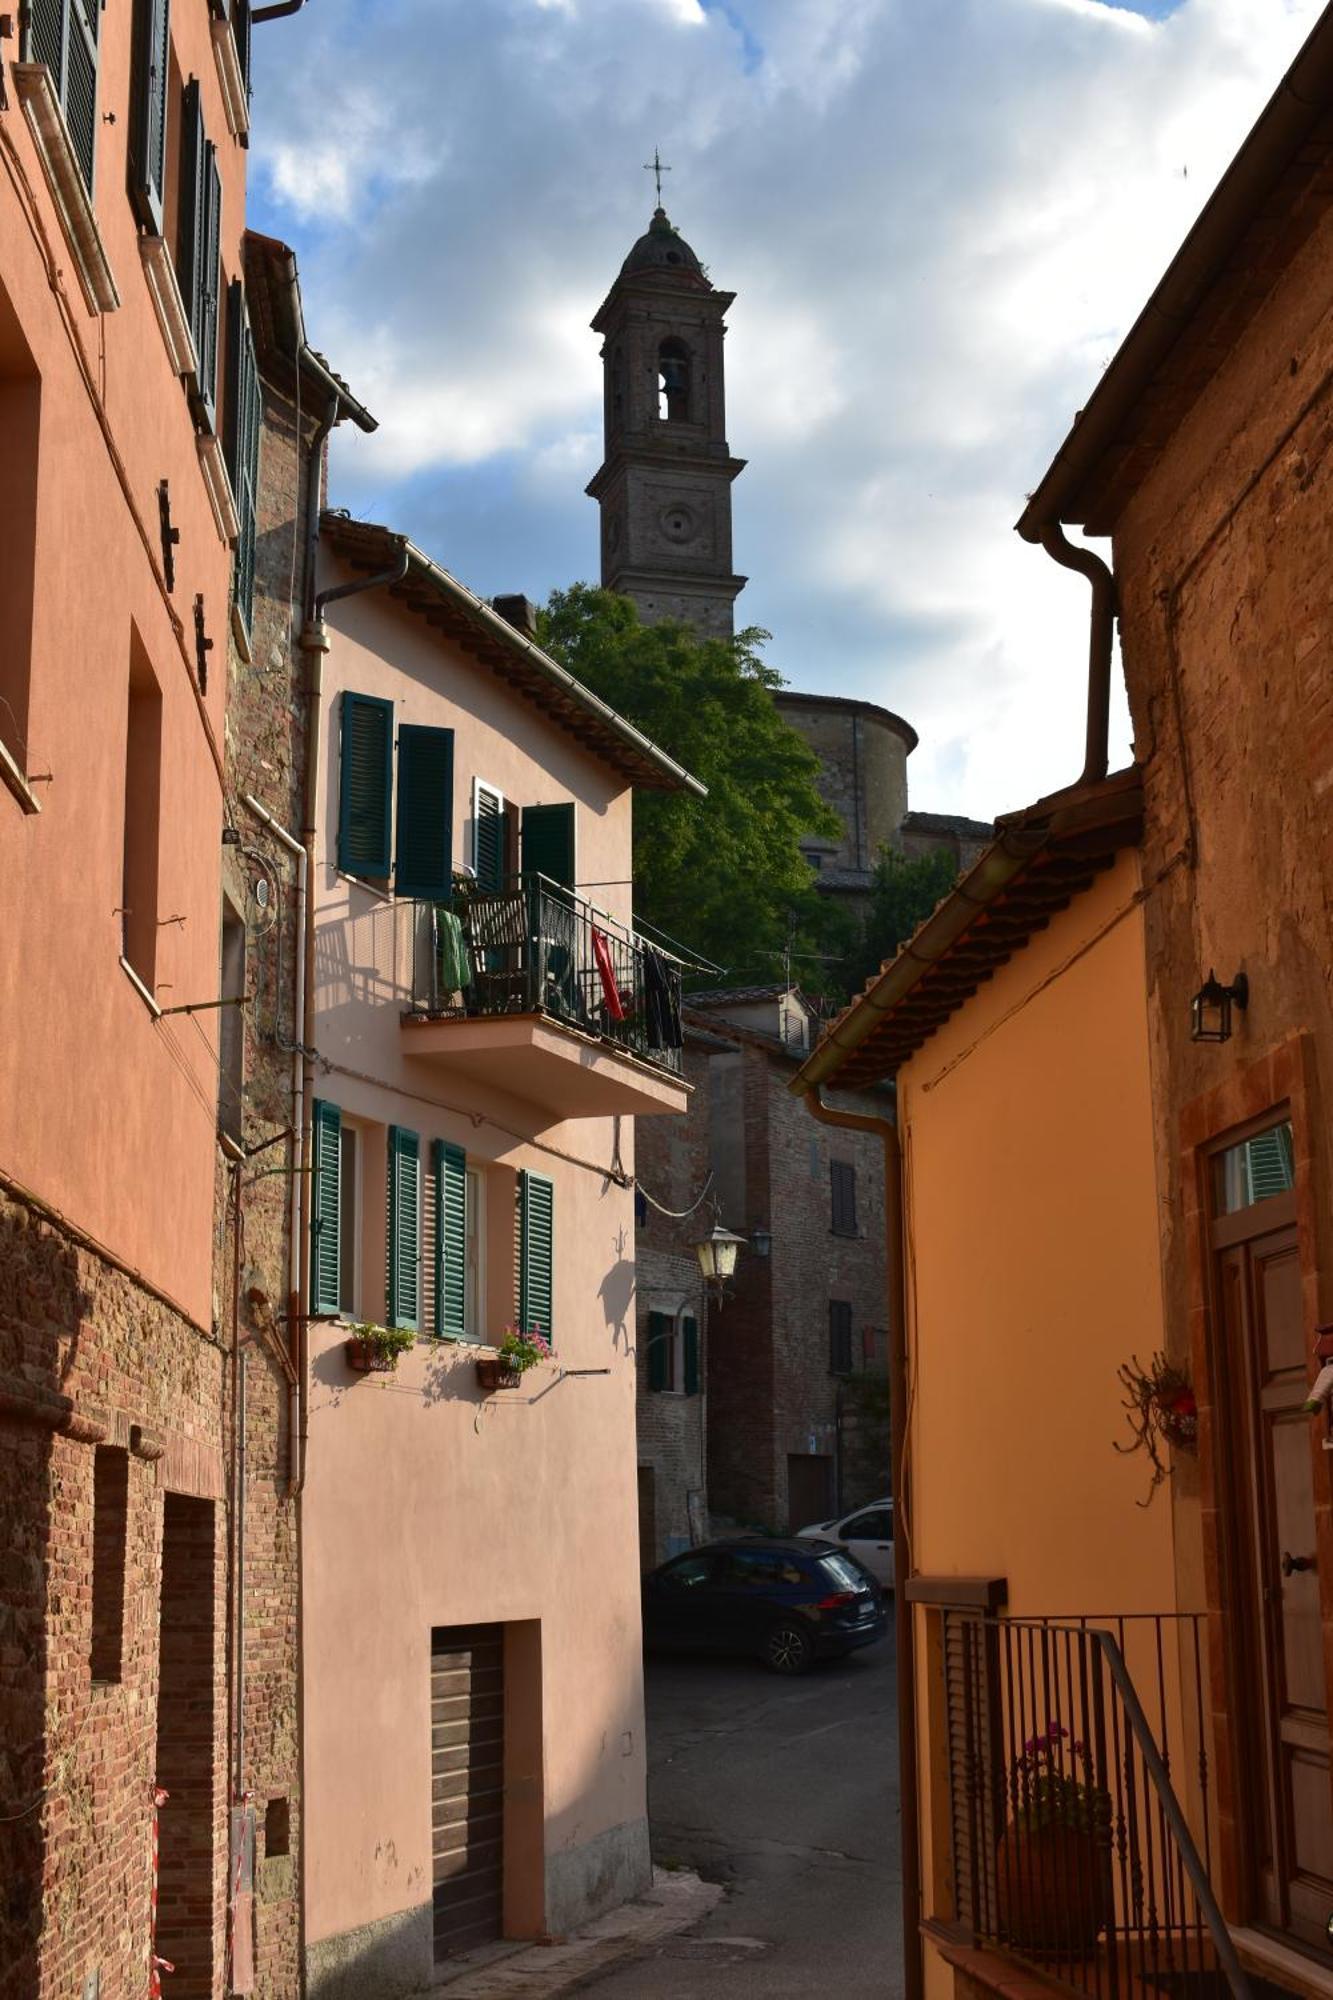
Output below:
[643,149,671,205]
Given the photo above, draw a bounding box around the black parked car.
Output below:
[641,1537,888,1674]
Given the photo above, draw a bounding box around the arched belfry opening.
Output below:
[658,337,690,422]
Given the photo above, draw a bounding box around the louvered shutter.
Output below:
[225,281,262,630]
[233,0,252,102]
[198,141,223,426]
[433,1140,468,1342]
[517,1171,554,1344]
[520,803,575,889]
[831,1160,857,1236]
[829,1300,853,1376]
[129,0,170,231]
[474,785,505,893]
[647,1311,669,1393]
[395,725,454,899]
[683,1316,700,1396]
[310,1099,342,1317]
[179,81,208,366]
[28,0,99,193]
[387,1127,421,1331]
[338,693,393,878]
[942,1610,1002,1938]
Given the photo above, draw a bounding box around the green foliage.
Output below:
[537,585,845,985]
[848,844,961,993]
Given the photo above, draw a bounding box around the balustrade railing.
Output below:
[407,874,685,1078]
[943,1610,1250,2000]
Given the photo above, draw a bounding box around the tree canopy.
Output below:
[537,585,846,986]
[846,844,961,994]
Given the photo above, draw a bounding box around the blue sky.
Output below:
[246,0,1320,819]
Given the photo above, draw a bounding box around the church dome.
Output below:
[620,208,706,281]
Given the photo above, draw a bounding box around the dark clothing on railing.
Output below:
[643,949,682,1051]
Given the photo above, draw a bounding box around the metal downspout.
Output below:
[1037,524,1117,785]
[801,1089,920,2000]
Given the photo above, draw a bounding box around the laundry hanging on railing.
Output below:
[643,949,682,1051]
[590,925,627,1021]
[434,907,473,995]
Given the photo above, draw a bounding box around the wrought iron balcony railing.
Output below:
[942,1609,1250,2000]
[406,874,686,1080]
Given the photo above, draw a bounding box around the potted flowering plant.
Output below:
[996,1723,1112,1955]
[344,1322,416,1374]
[476,1324,551,1393]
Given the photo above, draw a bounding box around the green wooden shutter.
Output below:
[395,725,454,899]
[28,0,100,194]
[521,803,575,889]
[310,1099,341,1316]
[474,785,505,892]
[518,1171,554,1343]
[233,0,252,101]
[387,1127,420,1331]
[338,692,393,878]
[179,80,207,363]
[647,1311,669,1392]
[683,1316,700,1396]
[198,142,223,427]
[129,0,170,232]
[433,1140,468,1341]
[225,280,262,631]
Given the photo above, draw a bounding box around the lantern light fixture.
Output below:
[750,1224,772,1260]
[1190,969,1248,1045]
[691,1211,748,1295]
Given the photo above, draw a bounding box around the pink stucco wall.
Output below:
[302,575,655,1982]
[0,4,247,1325]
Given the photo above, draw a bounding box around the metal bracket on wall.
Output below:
[193,594,214,695]
[158,480,180,592]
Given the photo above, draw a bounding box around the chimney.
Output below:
[492,594,538,640]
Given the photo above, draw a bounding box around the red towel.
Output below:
[591,926,627,1020]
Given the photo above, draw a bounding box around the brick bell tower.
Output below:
[586,202,747,639]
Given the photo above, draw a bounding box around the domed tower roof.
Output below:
[619,207,708,283]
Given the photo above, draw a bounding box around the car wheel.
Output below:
[763,1620,814,1675]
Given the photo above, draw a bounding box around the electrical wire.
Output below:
[635,1172,715,1220]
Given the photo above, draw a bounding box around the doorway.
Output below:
[431,1624,505,1960]
[1209,1117,1332,1954]
[787,1454,833,1533]
[154,1494,217,1998]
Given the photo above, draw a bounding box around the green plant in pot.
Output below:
[476,1323,551,1392]
[344,1322,416,1374]
[996,1723,1113,1956]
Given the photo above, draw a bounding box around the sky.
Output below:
[246,0,1323,822]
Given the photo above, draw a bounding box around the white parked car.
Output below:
[797,1499,895,1592]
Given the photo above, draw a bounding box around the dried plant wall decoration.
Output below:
[1115,1352,1198,1506]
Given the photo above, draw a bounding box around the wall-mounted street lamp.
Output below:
[1191,970,1248,1045]
[750,1224,772,1260]
[691,1213,748,1298]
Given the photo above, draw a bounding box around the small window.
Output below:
[91,1445,129,1683]
[829,1300,854,1376]
[264,1797,290,1860]
[1213,1120,1295,1215]
[830,1161,857,1237]
[658,337,690,422]
[646,1310,678,1392]
[338,1125,359,1316]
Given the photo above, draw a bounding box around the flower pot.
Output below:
[345,1337,395,1374]
[995,1820,1111,1956]
[476,1357,524,1392]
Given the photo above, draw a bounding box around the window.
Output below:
[177,77,221,426]
[520,802,575,890]
[225,281,262,633]
[310,1099,341,1316]
[122,637,163,985]
[720,1549,803,1587]
[517,1170,554,1343]
[829,1300,854,1376]
[657,337,690,422]
[840,1508,892,1543]
[0,286,40,788]
[128,0,171,233]
[473,779,507,892]
[656,1553,715,1592]
[218,896,245,1141]
[387,1126,421,1331]
[91,1445,129,1682]
[646,1310,677,1392]
[338,1125,359,1316]
[395,724,454,898]
[830,1160,857,1237]
[1213,1119,1295,1215]
[26,0,100,194]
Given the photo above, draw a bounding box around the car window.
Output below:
[841,1509,892,1541]
[720,1549,804,1587]
[657,1554,716,1590]
[819,1552,869,1592]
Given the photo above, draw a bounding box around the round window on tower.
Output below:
[660,504,696,545]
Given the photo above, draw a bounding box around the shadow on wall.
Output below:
[0,1195,90,1995]
[600,1225,635,1355]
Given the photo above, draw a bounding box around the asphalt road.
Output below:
[580,1632,903,1997]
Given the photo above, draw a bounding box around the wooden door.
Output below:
[431,1624,505,1959]
[1215,1197,1333,1952]
[787,1453,833,1532]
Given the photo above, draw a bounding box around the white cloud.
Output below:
[249,0,1324,817]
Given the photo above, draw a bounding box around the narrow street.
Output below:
[581,1636,901,1997]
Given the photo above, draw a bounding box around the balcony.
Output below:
[938,1608,1250,2000]
[399,876,691,1122]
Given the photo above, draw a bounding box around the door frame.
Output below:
[1179,1032,1333,1942]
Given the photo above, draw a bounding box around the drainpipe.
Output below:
[802,1089,921,2000]
[242,795,306,1497]
[1036,524,1117,786]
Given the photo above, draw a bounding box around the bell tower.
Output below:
[586,206,746,639]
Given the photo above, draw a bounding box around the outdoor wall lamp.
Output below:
[691,1214,748,1296]
[1190,970,1248,1044]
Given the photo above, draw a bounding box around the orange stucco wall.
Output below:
[894,851,1175,1996]
[0,8,247,1324]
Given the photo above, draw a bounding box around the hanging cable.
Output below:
[636,1171,715,1219]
